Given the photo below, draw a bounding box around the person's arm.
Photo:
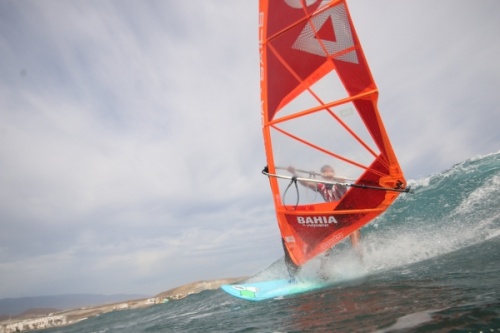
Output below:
[287,166,318,191]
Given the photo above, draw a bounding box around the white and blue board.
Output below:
[221,278,328,301]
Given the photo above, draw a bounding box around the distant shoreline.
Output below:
[0,277,246,332]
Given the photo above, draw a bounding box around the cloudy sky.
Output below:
[1,0,499,299]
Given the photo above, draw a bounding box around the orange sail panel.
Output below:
[259,0,407,266]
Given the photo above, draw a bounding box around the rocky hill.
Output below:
[0,294,147,320]
[156,277,246,300]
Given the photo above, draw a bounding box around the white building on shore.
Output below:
[0,315,66,333]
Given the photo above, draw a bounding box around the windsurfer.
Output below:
[287,165,362,279]
[287,165,347,201]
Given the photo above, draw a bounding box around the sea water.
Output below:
[36,152,500,332]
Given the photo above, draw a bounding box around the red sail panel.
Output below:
[259,0,407,266]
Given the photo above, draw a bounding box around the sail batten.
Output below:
[270,125,372,171]
[259,0,407,266]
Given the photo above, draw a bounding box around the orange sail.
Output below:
[259,0,408,267]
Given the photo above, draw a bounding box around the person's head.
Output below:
[320,165,335,179]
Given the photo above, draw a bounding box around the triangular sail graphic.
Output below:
[259,0,408,266]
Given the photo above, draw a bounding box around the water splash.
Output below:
[256,152,500,282]
[360,152,500,275]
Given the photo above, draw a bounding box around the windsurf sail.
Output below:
[259,0,409,268]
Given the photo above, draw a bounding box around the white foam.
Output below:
[373,310,435,333]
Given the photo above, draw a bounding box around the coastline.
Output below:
[0,277,247,333]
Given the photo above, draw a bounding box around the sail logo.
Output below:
[290,2,359,64]
[293,205,315,211]
[323,232,345,249]
[259,10,266,120]
[297,215,338,226]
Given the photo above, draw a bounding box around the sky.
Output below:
[0,0,499,299]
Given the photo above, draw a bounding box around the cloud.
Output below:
[0,202,281,297]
